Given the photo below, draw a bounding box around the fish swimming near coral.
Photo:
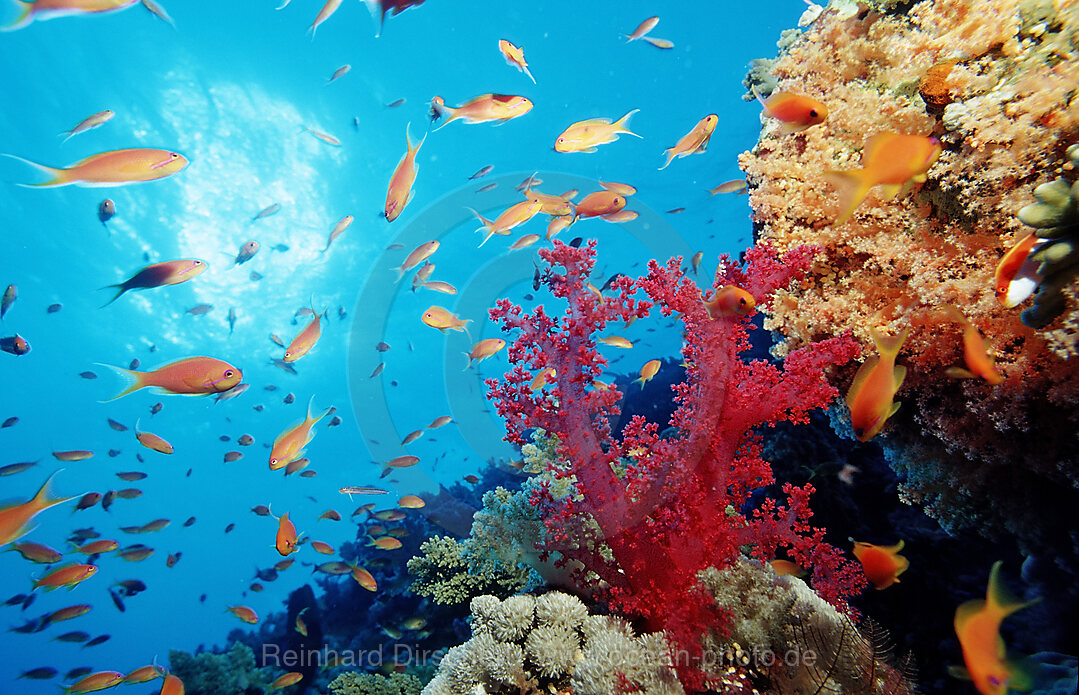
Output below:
[4,148,188,187]
[824,133,941,224]
[852,540,908,590]
[845,327,907,442]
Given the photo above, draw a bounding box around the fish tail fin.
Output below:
[940,304,970,327]
[614,109,641,137]
[429,97,454,128]
[1,1,32,31]
[823,169,871,225]
[751,85,772,115]
[99,284,127,308]
[658,148,676,170]
[405,122,426,154]
[0,154,67,187]
[32,469,77,513]
[986,561,1039,619]
[461,319,473,342]
[95,363,146,402]
[363,0,385,37]
[869,326,908,361]
[462,352,475,371]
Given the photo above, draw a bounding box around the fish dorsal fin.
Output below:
[862,133,893,163]
[576,117,614,127]
[892,364,907,391]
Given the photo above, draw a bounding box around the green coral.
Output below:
[1018,143,1079,329]
[328,671,423,695]
[406,535,531,605]
[168,642,271,695]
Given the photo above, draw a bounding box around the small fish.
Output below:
[339,486,389,495]
[691,251,703,276]
[135,419,173,454]
[599,336,633,349]
[270,333,285,348]
[642,36,674,49]
[469,165,494,180]
[633,359,661,388]
[150,402,163,415]
[269,398,330,470]
[214,382,250,404]
[227,307,237,334]
[385,98,406,108]
[250,271,263,281]
[2,416,19,428]
[18,667,58,680]
[283,393,295,404]
[140,0,173,26]
[0,461,36,476]
[702,285,755,319]
[824,132,941,224]
[575,190,626,219]
[753,87,828,134]
[227,605,259,624]
[80,371,98,380]
[421,306,472,336]
[47,303,63,313]
[666,207,685,214]
[555,110,641,153]
[941,306,1004,385]
[0,334,31,356]
[385,455,419,468]
[9,541,61,563]
[182,516,196,527]
[122,665,164,685]
[625,16,659,41]
[429,94,533,129]
[401,429,423,445]
[423,280,457,295]
[326,64,351,84]
[392,241,439,281]
[1,284,16,319]
[62,671,124,694]
[369,536,402,550]
[307,0,343,37]
[846,327,908,442]
[6,148,188,187]
[328,416,342,427]
[101,356,241,400]
[660,114,718,170]
[428,415,452,429]
[32,563,98,591]
[398,495,424,509]
[469,199,542,246]
[709,180,747,195]
[97,199,116,226]
[498,39,535,83]
[464,338,506,369]
[476,183,498,193]
[268,673,304,691]
[322,215,353,253]
[61,110,115,143]
[463,474,480,484]
[250,207,277,224]
[115,471,146,481]
[994,232,1045,308]
[303,125,341,146]
[238,434,254,446]
[351,565,377,591]
[53,450,94,462]
[509,234,541,251]
[128,358,140,369]
[852,540,909,590]
[101,259,206,306]
[384,124,425,222]
[275,512,301,556]
[370,362,385,378]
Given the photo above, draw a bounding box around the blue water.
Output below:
[0,0,808,691]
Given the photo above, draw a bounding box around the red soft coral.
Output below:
[487,240,865,689]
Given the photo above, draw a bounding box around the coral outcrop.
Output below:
[168,642,271,695]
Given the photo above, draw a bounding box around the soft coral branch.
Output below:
[487,240,864,689]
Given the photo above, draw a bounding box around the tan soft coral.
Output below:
[741,0,1079,555]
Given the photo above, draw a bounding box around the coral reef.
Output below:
[738,0,1079,593]
[168,642,271,695]
[421,592,684,695]
[406,534,532,605]
[328,671,423,695]
[486,240,867,687]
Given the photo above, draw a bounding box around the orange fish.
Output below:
[5,0,138,31]
[33,563,97,591]
[401,429,423,445]
[464,338,505,369]
[398,495,424,509]
[62,671,125,695]
[633,359,661,388]
[753,88,828,134]
[53,450,93,461]
[530,367,556,391]
[770,559,807,577]
[102,259,206,306]
[852,540,909,590]
[428,415,452,429]
[660,114,718,170]
[318,509,341,521]
[624,16,659,41]
[429,94,533,129]
[508,234,541,251]
[369,536,402,550]
[269,397,330,470]
[275,512,301,556]
[954,561,1037,695]
[311,540,335,555]
[555,110,640,153]
[284,308,325,363]
[421,306,472,336]
[10,541,63,563]
[76,539,118,554]
[469,199,542,247]
[575,190,626,220]
[702,285,756,319]
[384,124,425,222]
[846,327,907,442]
[524,187,574,216]
[268,673,303,691]
[159,674,184,695]
[122,665,164,684]
[351,565,378,591]
[227,605,259,624]
[824,133,942,224]
[709,180,747,195]
[0,471,75,545]
[599,336,634,349]
[7,148,188,187]
[135,419,173,454]
[101,357,242,400]
[994,232,1045,308]
[942,306,1003,386]
[498,39,535,83]
[392,240,439,282]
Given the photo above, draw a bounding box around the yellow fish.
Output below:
[6,148,188,187]
[555,110,641,153]
[498,39,535,83]
[659,114,718,170]
[421,306,472,336]
[846,327,907,442]
[824,133,941,224]
[269,397,330,470]
[0,471,76,545]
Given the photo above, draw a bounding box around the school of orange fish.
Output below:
[0,2,1041,694]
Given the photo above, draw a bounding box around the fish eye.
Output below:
[739,298,747,304]
[224,370,234,377]
[809,110,818,118]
